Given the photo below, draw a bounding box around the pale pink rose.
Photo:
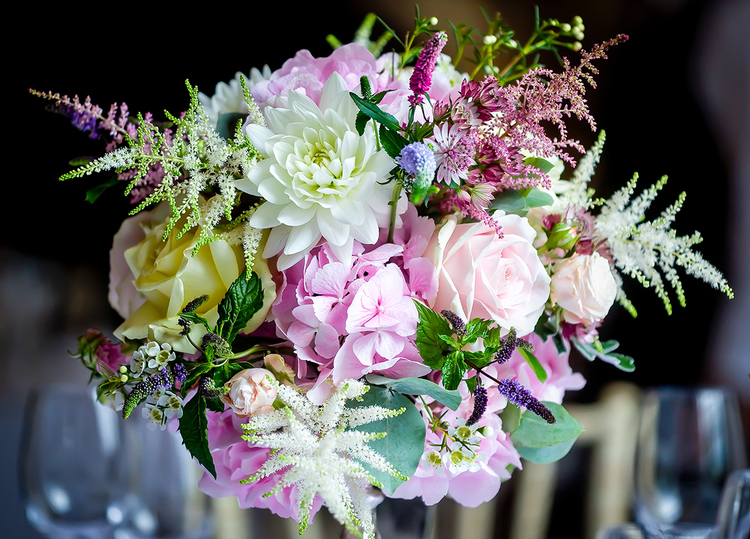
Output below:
[425,213,551,337]
[220,369,277,417]
[551,252,617,326]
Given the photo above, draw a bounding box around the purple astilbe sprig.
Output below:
[409,31,448,106]
[466,385,488,426]
[121,365,177,419]
[496,378,556,424]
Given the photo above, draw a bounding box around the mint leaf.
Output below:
[216,271,263,344]
[464,318,491,344]
[379,124,409,159]
[179,395,216,478]
[441,351,466,391]
[180,362,213,398]
[414,301,451,369]
[179,312,212,333]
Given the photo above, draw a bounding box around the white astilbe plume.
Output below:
[595,174,734,314]
[240,379,405,538]
[562,130,607,210]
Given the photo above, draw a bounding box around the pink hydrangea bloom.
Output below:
[271,226,437,393]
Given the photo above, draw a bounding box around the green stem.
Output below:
[387,182,403,244]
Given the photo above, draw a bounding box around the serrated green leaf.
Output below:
[438,334,461,350]
[518,348,548,383]
[85,177,120,204]
[414,301,451,369]
[205,397,226,413]
[442,351,466,391]
[347,385,425,495]
[355,111,369,136]
[349,92,401,132]
[464,318,491,344]
[379,124,409,159]
[179,396,216,478]
[216,271,263,344]
[365,374,461,411]
[511,402,583,451]
[465,375,478,395]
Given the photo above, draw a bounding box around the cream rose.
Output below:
[220,368,277,417]
[551,252,617,326]
[425,212,551,336]
[113,211,276,352]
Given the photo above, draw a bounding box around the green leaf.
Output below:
[510,402,583,464]
[216,271,264,344]
[179,396,217,478]
[216,112,246,140]
[365,374,462,411]
[347,385,426,495]
[518,348,548,383]
[205,397,226,414]
[180,362,213,398]
[490,189,526,212]
[441,351,466,391]
[355,111,369,136]
[522,157,555,174]
[349,92,401,132]
[179,311,212,333]
[85,177,120,204]
[379,124,409,159]
[571,338,635,372]
[523,189,555,208]
[516,439,578,463]
[464,318,491,344]
[414,301,451,369]
[500,403,522,434]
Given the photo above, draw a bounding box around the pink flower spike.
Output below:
[409,32,448,107]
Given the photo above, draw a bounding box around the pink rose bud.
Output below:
[220,368,278,417]
[263,354,296,385]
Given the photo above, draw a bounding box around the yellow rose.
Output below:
[114,211,275,353]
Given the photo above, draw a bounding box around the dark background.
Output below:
[5,0,748,537]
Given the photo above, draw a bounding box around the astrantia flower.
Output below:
[431,123,475,186]
[238,73,398,269]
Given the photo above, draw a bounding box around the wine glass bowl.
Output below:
[634,387,747,538]
[19,384,126,539]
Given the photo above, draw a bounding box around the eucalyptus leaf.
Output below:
[510,402,583,452]
[490,189,526,212]
[179,396,216,478]
[500,403,522,434]
[522,157,555,174]
[365,375,461,411]
[516,439,577,464]
[523,189,555,208]
[347,385,425,495]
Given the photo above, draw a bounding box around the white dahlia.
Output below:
[237,72,399,270]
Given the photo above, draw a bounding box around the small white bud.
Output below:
[573,28,584,41]
[561,23,571,32]
[429,17,438,26]
[120,374,128,383]
[572,15,583,25]
[573,42,583,52]
[508,39,519,48]
[483,34,497,45]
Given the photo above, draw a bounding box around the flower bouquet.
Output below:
[32,7,733,538]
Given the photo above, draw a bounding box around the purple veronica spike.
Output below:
[409,31,448,106]
[497,378,556,424]
[441,309,466,336]
[122,366,175,419]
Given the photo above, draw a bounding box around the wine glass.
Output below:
[113,412,213,539]
[19,384,127,539]
[634,387,747,538]
[713,469,750,539]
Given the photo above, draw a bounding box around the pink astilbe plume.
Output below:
[492,34,629,167]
